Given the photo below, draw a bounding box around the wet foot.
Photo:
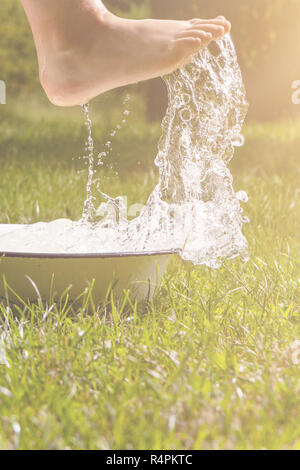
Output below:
[33,6,231,106]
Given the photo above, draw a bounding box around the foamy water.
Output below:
[0,36,249,268]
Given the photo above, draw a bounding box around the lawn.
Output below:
[0,94,299,450]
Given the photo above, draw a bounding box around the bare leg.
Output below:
[20,0,231,106]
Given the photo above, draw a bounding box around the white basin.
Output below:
[0,225,176,304]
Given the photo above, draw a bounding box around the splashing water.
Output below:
[0,36,249,267]
[82,94,131,222]
[124,36,250,267]
[82,103,95,223]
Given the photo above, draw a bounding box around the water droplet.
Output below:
[182,93,191,105]
[232,135,245,147]
[179,108,193,122]
[236,191,248,203]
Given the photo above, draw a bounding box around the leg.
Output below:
[20,0,231,106]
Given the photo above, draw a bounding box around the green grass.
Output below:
[0,95,299,450]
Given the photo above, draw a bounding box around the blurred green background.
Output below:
[1,0,300,121]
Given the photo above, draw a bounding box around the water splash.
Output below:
[123,36,249,267]
[81,94,131,222]
[0,36,249,267]
[97,93,130,168]
[81,103,95,223]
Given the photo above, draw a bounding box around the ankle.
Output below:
[55,9,110,53]
[25,0,109,55]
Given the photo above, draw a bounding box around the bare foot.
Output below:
[32,7,231,106]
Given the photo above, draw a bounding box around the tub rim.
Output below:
[0,249,179,260]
